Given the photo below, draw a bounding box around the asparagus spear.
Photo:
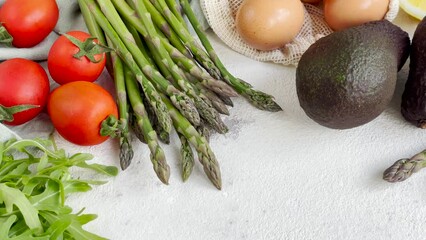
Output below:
[78,0,106,44]
[81,0,173,134]
[178,0,282,112]
[383,150,426,183]
[110,49,134,170]
[164,0,185,23]
[130,111,147,144]
[177,132,195,181]
[95,0,200,126]
[125,67,170,184]
[161,95,222,190]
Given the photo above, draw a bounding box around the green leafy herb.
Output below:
[0,138,118,239]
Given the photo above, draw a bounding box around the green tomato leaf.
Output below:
[0,184,42,233]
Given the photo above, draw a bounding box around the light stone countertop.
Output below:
[7,9,426,240]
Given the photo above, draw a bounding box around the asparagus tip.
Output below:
[119,140,134,170]
[383,158,423,183]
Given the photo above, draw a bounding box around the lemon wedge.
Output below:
[400,0,426,20]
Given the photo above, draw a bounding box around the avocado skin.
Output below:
[296,20,410,129]
[401,17,426,128]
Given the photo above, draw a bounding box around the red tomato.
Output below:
[0,58,50,125]
[47,31,106,85]
[0,0,59,48]
[47,81,118,146]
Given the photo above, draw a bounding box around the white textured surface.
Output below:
[5,10,426,240]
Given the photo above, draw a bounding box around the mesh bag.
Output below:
[200,0,400,65]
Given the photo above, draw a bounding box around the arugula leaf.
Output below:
[40,211,107,240]
[0,184,43,232]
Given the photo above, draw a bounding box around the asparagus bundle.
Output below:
[77,0,282,189]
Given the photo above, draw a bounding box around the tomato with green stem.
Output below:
[0,58,50,125]
[47,81,118,146]
[48,31,108,85]
[0,0,59,48]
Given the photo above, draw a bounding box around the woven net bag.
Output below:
[200,0,400,65]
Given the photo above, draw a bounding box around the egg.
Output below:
[302,0,322,4]
[324,0,390,31]
[235,0,305,51]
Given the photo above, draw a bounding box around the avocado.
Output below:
[296,20,410,129]
[401,17,426,128]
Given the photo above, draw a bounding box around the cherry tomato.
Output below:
[47,81,118,146]
[47,31,106,85]
[0,58,50,125]
[0,0,59,48]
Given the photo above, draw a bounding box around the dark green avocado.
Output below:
[296,20,410,129]
[401,17,426,128]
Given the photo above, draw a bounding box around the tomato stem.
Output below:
[0,23,13,47]
[63,33,112,63]
[0,104,39,122]
[100,114,122,137]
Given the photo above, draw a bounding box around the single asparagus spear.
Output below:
[146,0,222,79]
[161,95,222,190]
[78,0,106,44]
[383,150,426,183]
[81,0,173,134]
[110,48,134,170]
[179,0,282,112]
[112,0,237,98]
[164,0,185,23]
[95,0,200,126]
[177,132,195,181]
[129,111,147,144]
[125,67,171,184]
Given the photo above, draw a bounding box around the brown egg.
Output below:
[301,0,322,4]
[324,0,390,31]
[235,0,305,51]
